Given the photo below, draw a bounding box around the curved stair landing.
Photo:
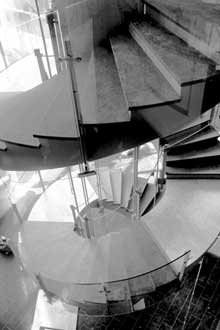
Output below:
[144,179,220,264]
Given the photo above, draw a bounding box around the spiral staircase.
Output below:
[2,0,220,328]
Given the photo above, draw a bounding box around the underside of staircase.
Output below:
[1,0,220,324]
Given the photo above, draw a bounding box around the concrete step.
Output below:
[144,0,220,64]
[130,18,220,116]
[110,29,180,109]
[130,19,217,89]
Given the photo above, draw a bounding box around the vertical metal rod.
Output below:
[133,146,139,220]
[70,204,77,223]
[0,41,8,69]
[67,167,83,234]
[159,148,167,190]
[154,141,160,206]
[179,251,191,282]
[46,10,62,73]
[64,41,90,173]
[182,258,204,330]
[35,0,52,78]
[84,216,91,239]
[79,165,94,238]
[95,160,104,211]
[11,202,23,224]
[55,10,66,71]
[38,170,45,192]
[34,48,49,81]
[67,167,80,213]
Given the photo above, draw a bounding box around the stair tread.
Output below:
[92,45,130,123]
[131,19,218,86]
[0,71,78,146]
[148,0,220,44]
[0,43,129,147]
[168,143,220,161]
[110,31,180,108]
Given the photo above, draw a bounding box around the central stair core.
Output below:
[79,200,133,238]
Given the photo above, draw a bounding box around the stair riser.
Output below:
[167,173,220,179]
[144,2,220,64]
[168,139,219,156]
[167,155,220,168]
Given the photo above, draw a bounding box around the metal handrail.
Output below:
[44,249,191,287]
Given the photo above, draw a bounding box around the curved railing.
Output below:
[34,250,191,316]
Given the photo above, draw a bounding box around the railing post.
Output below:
[179,251,191,282]
[99,284,111,314]
[153,140,160,206]
[46,10,62,73]
[37,170,46,192]
[95,161,104,212]
[67,167,79,212]
[34,49,49,81]
[182,258,204,330]
[70,205,83,235]
[158,148,167,190]
[133,146,140,220]
[34,0,52,78]
[0,41,8,69]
